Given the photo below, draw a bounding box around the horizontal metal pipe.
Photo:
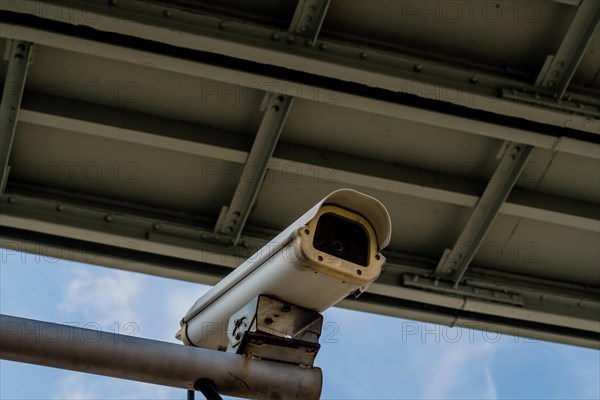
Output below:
[0,314,322,400]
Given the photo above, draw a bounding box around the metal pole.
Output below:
[0,314,322,400]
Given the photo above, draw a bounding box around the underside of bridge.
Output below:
[0,0,599,349]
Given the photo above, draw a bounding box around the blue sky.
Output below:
[1,249,598,400]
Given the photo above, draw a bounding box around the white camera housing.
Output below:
[177,189,392,350]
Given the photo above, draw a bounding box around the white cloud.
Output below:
[421,340,498,400]
[57,268,145,331]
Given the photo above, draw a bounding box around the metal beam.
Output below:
[0,314,322,400]
[2,24,599,140]
[214,95,292,245]
[2,2,600,134]
[535,0,600,98]
[0,40,32,194]
[15,94,600,232]
[435,142,534,285]
[289,0,330,45]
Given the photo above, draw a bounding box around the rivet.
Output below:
[219,21,227,30]
[547,80,556,87]
[413,64,423,73]
[469,76,479,84]
[163,9,172,17]
[7,197,15,204]
[319,43,328,50]
[359,51,368,59]
[271,32,280,41]
[109,0,118,5]
[286,34,296,43]
[104,215,113,222]
[56,205,64,211]
[153,224,161,230]
[534,92,541,100]
[555,61,564,68]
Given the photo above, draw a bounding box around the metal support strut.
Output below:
[435,142,533,286]
[0,40,33,194]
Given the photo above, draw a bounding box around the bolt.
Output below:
[555,61,564,68]
[286,34,296,43]
[578,103,585,109]
[104,215,113,222]
[56,205,64,211]
[271,32,280,41]
[469,76,479,84]
[413,64,423,72]
[534,92,541,100]
[305,39,314,47]
[153,224,161,230]
[493,292,499,298]
[433,279,439,287]
[319,43,328,50]
[547,80,556,87]
[109,0,118,5]
[473,288,480,294]
[163,9,172,17]
[219,21,227,30]
[360,52,368,59]
[412,275,419,282]
[511,294,519,300]
[300,25,308,33]
[7,197,15,204]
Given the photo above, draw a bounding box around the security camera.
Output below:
[176,189,391,352]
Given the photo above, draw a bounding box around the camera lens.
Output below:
[313,213,369,266]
